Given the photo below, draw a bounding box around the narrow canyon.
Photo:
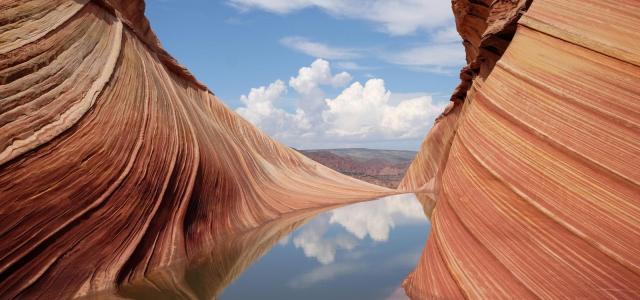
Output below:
[0,0,638,299]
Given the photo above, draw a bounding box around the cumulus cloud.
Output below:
[323,79,443,139]
[235,59,444,149]
[235,80,311,139]
[287,59,352,127]
[280,37,361,60]
[228,0,453,36]
[289,58,352,95]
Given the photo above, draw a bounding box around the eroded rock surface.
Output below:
[0,1,394,298]
[402,0,640,298]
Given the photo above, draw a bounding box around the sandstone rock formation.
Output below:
[92,205,328,299]
[2,0,640,299]
[401,0,640,298]
[0,1,394,298]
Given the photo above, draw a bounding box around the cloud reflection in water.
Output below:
[221,193,429,299]
[282,193,427,264]
[265,193,428,291]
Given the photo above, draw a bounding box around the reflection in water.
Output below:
[289,194,427,265]
[330,193,427,242]
[111,194,430,300]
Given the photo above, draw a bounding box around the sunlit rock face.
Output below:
[402,0,640,298]
[0,1,395,298]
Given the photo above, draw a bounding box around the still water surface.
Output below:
[220,194,431,300]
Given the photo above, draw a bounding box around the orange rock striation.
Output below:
[401,0,640,298]
[0,1,394,298]
[94,205,329,299]
[3,0,640,299]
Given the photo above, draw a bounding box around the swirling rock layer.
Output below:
[0,1,393,298]
[402,0,640,298]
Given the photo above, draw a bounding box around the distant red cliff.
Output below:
[300,149,416,188]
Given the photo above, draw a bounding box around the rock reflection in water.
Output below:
[103,194,429,299]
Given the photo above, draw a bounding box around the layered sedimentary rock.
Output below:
[4,0,640,298]
[402,0,640,298]
[0,1,394,298]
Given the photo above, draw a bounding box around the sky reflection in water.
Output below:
[220,194,431,300]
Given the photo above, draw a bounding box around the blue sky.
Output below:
[146,0,464,150]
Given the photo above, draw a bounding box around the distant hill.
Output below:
[299,148,417,188]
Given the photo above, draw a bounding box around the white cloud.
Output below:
[431,26,462,44]
[236,79,287,125]
[235,80,311,139]
[281,36,464,74]
[228,0,318,14]
[281,37,361,60]
[229,0,465,74]
[235,59,445,149]
[335,61,373,70]
[363,1,453,36]
[322,79,388,138]
[289,58,352,95]
[323,79,443,139]
[228,0,453,36]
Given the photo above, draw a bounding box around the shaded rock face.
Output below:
[0,1,394,298]
[402,0,640,298]
[450,0,531,103]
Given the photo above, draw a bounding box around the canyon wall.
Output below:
[0,1,395,298]
[402,0,640,298]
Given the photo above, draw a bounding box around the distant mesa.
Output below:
[300,148,417,188]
